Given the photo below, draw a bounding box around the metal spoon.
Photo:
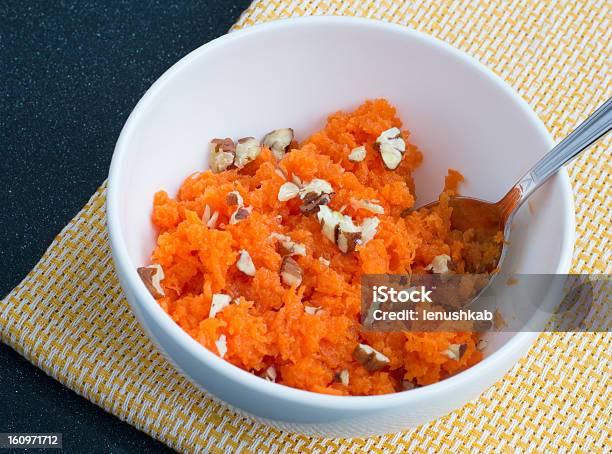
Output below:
[415,97,611,276]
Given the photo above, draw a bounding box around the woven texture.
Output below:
[1,1,610,452]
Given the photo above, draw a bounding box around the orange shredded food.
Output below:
[149,99,489,395]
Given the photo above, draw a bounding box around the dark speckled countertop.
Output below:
[0,1,251,451]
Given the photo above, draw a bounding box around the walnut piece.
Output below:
[298,179,334,214]
[300,192,332,215]
[234,137,261,168]
[215,334,227,358]
[375,127,406,170]
[229,206,252,225]
[352,343,390,372]
[317,205,380,253]
[425,254,453,274]
[137,264,165,298]
[348,145,366,162]
[277,182,300,202]
[263,128,294,160]
[226,191,244,207]
[443,343,467,360]
[476,339,488,351]
[350,198,384,214]
[209,293,232,318]
[236,249,256,277]
[210,138,236,173]
[338,369,350,386]
[264,365,277,382]
[270,232,306,257]
[280,256,302,287]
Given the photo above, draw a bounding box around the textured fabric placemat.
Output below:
[1,1,610,452]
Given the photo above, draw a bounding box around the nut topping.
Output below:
[304,305,323,315]
[300,192,332,215]
[352,343,390,372]
[209,293,232,318]
[425,254,453,274]
[264,365,277,382]
[317,206,379,253]
[202,204,220,228]
[236,249,256,277]
[215,334,228,358]
[350,198,384,214]
[359,217,380,246]
[280,256,303,287]
[442,343,467,360]
[270,232,306,256]
[137,264,165,298]
[263,128,294,160]
[375,127,406,170]
[234,137,261,168]
[277,182,300,202]
[476,339,488,351]
[348,145,366,162]
[401,380,416,391]
[226,191,244,207]
[210,138,236,173]
[336,369,350,386]
[229,206,252,224]
[299,179,333,198]
[297,179,334,214]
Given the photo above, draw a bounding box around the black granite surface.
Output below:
[1,0,251,451]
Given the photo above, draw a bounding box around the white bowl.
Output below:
[107,17,574,438]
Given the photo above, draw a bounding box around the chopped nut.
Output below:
[236,249,256,276]
[300,192,332,215]
[401,380,416,391]
[210,138,236,173]
[442,343,467,360]
[277,182,300,202]
[229,206,252,224]
[318,256,330,267]
[226,191,244,207]
[350,198,384,214]
[202,204,212,223]
[274,167,288,180]
[304,305,322,315]
[360,217,380,245]
[299,179,333,198]
[337,230,362,254]
[137,264,165,298]
[234,137,261,168]
[337,369,350,386]
[375,127,406,170]
[206,210,219,229]
[317,206,379,253]
[209,293,232,318]
[280,256,302,287]
[264,365,277,382]
[476,339,488,351]
[425,254,453,274]
[348,145,366,162]
[263,128,294,160]
[317,205,346,244]
[352,343,390,372]
[215,334,227,358]
[291,174,303,186]
[270,232,306,256]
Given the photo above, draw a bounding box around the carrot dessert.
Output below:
[139,99,501,395]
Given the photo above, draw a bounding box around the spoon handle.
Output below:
[504,97,612,210]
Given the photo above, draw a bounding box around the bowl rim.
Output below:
[107,16,575,411]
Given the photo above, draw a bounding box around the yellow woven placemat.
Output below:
[1,1,610,452]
